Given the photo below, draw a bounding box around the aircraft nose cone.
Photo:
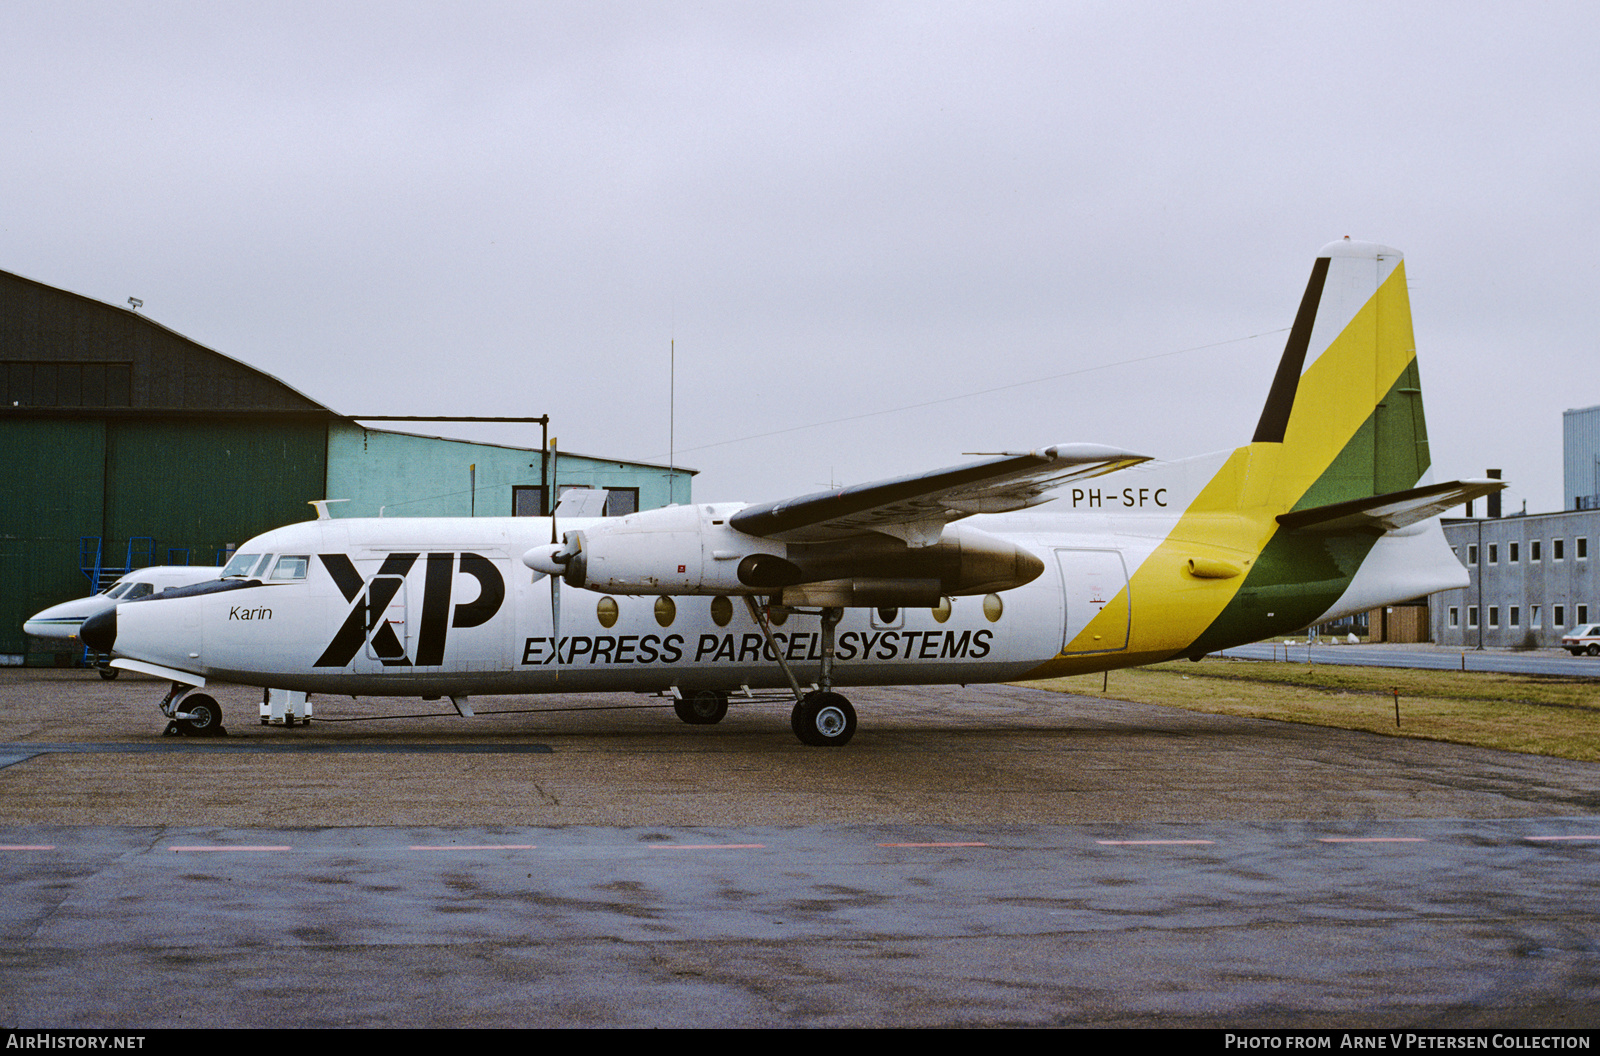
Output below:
[80,607,117,653]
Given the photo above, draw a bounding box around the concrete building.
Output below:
[1430,511,1600,649]
[2,267,690,664]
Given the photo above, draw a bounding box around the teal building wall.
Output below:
[325,423,691,519]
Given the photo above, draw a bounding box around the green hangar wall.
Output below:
[1,268,332,662]
[2,267,692,664]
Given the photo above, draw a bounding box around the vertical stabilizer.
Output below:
[1260,238,1430,509]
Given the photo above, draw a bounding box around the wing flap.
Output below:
[730,443,1148,544]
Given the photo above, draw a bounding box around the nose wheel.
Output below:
[159,685,227,737]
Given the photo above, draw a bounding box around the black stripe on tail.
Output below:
[1252,256,1330,444]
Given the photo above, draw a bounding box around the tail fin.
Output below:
[1251,238,1430,509]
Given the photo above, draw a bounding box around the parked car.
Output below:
[1560,625,1600,656]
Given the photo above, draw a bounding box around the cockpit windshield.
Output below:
[221,552,263,578]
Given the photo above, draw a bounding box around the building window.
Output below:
[1555,539,1565,561]
[1509,542,1519,564]
[1580,538,1589,560]
[1488,544,1498,564]
[1509,606,1520,628]
[1579,604,1589,625]
[1555,605,1566,627]
[1449,607,1459,628]
[1531,540,1541,562]
[604,488,640,517]
[1468,606,1479,628]
[512,486,547,517]
[1532,606,1541,629]
[1468,544,1478,565]
[1488,606,1499,628]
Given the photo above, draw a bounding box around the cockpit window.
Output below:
[221,552,262,577]
[103,583,132,599]
[269,555,310,580]
[123,582,154,600]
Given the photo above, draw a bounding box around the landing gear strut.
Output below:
[744,599,857,747]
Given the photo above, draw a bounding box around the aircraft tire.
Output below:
[98,667,119,680]
[792,691,856,747]
[674,689,729,725]
[178,693,224,736]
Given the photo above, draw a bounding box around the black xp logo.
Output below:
[313,552,505,667]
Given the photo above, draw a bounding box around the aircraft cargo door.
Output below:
[1054,548,1130,654]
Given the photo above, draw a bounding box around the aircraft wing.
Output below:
[1276,479,1506,534]
[728,443,1149,547]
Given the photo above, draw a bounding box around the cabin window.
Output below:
[596,597,619,628]
[983,593,1004,622]
[654,596,676,627]
[932,597,953,624]
[710,596,733,627]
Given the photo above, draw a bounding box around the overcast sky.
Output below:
[5,2,1597,512]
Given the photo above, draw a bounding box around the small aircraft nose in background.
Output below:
[24,566,221,677]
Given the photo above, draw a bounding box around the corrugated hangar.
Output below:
[1,267,692,664]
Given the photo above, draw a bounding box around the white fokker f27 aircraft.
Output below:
[84,240,1501,745]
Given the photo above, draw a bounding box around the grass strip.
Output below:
[1022,658,1600,762]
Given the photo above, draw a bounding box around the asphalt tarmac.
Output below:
[2,668,1597,1028]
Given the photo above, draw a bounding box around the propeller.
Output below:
[547,439,561,677]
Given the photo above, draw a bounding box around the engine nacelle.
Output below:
[521,504,1046,599]
[525,504,790,595]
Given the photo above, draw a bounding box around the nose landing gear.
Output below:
[159,683,227,737]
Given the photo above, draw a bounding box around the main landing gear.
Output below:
[743,599,858,747]
[674,688,730,725]
[158,683,227,737]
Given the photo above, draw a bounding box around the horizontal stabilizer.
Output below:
[1276,479,1506,534]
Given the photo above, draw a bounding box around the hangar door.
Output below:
[1054,548,1130,654]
